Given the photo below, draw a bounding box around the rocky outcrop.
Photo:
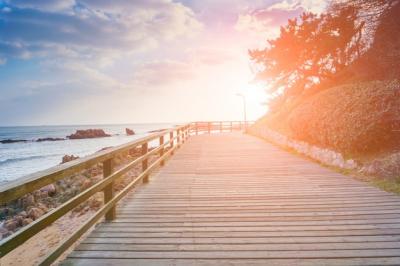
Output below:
[125,128,135,135]
[67,129,111,139]
[1,138,66,144]
[36,137,65,142]
[0,139,27,144]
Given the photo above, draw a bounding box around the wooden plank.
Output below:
[75,242,400,251]
[98,218,400,227]
[83,235,400,244]
[89,229,400,238]
[109,214,400,223]
[62,132,400,265]
[95,224,400,232]
[67,249,400,259]
[61,258,400,266]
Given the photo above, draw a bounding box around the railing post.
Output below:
[170,131,174,155]
[103,158,116,221]
[142,142,149,183]
[208,122,211,134]
[220,122,222,133]
[239,121,242,131]
[230,121,233,132]
[195,122,198,135]
[159,135,165,166]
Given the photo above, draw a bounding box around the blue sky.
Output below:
[0,0,326,126]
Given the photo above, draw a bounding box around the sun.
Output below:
[237,82,269,121]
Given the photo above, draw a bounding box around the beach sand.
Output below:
[1,209,96,266]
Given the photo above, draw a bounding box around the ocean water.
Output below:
[0,123,174,183]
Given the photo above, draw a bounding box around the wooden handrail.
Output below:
[0,121,249,264]
[191,121,254,134]
[0,125,190,258]
[0,126,187,204]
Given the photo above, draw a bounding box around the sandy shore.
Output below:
[1,209,95,266]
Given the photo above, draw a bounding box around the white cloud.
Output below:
[268,0,300,10]
[235,13,275,34]
[269,0,326,13]
[234,0,327,37]
[0,1,202,63]
[234,7,303,37]
[6,0,76,12]
[297,0,327,13]
[0,57,6,65]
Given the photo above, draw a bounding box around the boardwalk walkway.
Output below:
[64,132,400,265]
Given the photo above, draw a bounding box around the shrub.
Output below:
[287,80,400,156]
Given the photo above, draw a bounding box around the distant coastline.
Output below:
[0,123,174,182]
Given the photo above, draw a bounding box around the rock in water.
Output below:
[36,137,65,142]
[0,139,27,144]
[148,128,167,133]
[67,129,111,139]
[125,128,135,135]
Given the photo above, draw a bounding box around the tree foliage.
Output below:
[250,5,365,100]
[250,0,400,110]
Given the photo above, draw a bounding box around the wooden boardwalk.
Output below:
[63,132,400,266]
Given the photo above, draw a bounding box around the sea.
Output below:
[0,123,175,183]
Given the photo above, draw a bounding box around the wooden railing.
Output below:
[192,120,253,134]
[0,121,249,265]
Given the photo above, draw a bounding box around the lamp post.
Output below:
[236,93,247,130]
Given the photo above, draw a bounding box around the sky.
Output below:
[0,0,326,126]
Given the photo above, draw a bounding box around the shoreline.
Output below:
[0,124,173,182]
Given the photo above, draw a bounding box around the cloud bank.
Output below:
[0,0,202,61]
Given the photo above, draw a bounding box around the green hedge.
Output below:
[287,80,400,157]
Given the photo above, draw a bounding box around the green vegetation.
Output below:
[371,179,400,195]
[288,80,400,157]
[251,0,400,169]
[250,0,400,105]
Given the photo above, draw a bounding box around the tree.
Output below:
[250,4,365,106]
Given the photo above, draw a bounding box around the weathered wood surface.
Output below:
[63,132,400,266]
